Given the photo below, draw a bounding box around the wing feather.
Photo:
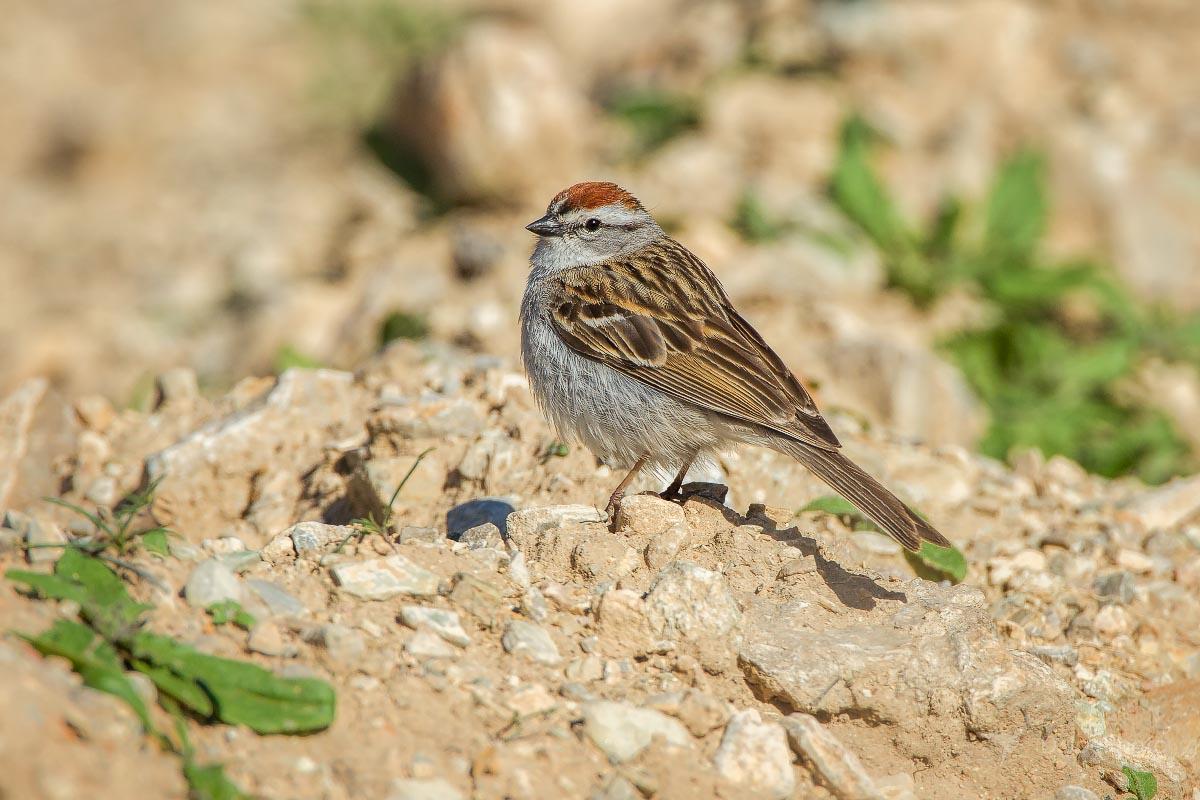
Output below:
[547,238,840,450]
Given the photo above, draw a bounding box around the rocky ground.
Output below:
[2,343,1199,799]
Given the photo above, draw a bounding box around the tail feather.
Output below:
[783,442,951,551]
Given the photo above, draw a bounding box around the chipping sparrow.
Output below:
[520,181,950,551]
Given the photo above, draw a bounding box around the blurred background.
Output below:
[2,0,1199,484]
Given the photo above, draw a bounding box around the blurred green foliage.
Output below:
[830,116,1200,483]
[606,88,700,154]
[302,0,461,125]
[731,190,789,243]
[272,344,322,374]
[379,310,430,345]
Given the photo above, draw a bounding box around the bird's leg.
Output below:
[660,452,697,502]
[605,454,649,527]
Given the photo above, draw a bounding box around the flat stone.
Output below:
[643,523,691,569]
[387,778,464,800]
[399,526,441,545]
[781,714,884,800]
[739,581,1076,792]
[1093,571,1135,605]
[11,512,68,565]
[399,606,471,647]
[288,521,349,556]
[595,589,658,659]
[713,709,795,800]
[307,624,365,663]
[447,497,514,539]
[644,561,741,666]
[1077,735,1186,796]
[244,579,308,617]
[581,700,692,763]
[458,522,502,550]
[331,554,440,600]
[247,620,293,657]
[184,559,244,607]
[501,620,561,665]
[504,505,604,546]
[405,629,457,659]
[1054,787,1099,800]
[615,494,687,536]
[1122,474,1200,529]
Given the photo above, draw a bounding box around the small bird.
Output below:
[520,181,950,551]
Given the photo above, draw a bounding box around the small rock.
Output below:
[713,710,795,800]
[504,683,557,717]
[572,535,640,582]
[244,579,307,618]
[644,561,741,645]
[217,549,262,573]
[781,714,884,800]
[458,522,502,550]
[308,624,365,663]
[406,629,457,660]
[1093,571,1136,605]
[155,367,199,406]
[74,394,116,431]
[1077,735,1186,796]
[644,523,691,569]
[19,514,67,565]
[505,505,604,547]
[331,554,440,600]
[1029,644,1079,667]
[615,494,687,536]
[399,526,442,545]
[593,775,640,800]
[287,522,351,558]
[1115,549,1155,574]
[399,606,471,647]
[448,573,508,628]
[519,586,548,622]
[1094,604,1131,638]
[247,620,292,657]
[447,498,514,539]
[387,777,464,800]
[1122,473,1200,530]
[595,589,658,658]
[85,476,118,507]
[1054,787,1099,800]
[849,531,901,556]
[184,559,243,607]
[564,655,604,683]
[1075,700,1107,739]
[501,620,561,665]
[581,701,692,763]
[647,690,730,737]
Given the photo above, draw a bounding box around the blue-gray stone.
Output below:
[447,498,514,539]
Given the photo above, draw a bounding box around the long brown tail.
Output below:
[782,441,951,551]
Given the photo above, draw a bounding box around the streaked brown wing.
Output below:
[548,238,840,450]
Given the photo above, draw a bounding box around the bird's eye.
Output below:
[584,218,601,231]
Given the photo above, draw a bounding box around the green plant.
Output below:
[6,550,336,796]
[1122,766,1157,800]
[798,494,968,582]
[731,190,790,243]
[272,344,322,374]
[339,447,434,552]
[207,600,257,631]
[606,88,700,154]
[44,478,171,558]
[379,310,430,346]
[829,116,1200,483]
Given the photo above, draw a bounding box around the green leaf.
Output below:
[379,311,429,345]
[183,760,253,800]
[20,619,154,732]
[142,529,171,557]
[799,495,860,518]
[904,541,968,584]
[1122,766,1157,800]
[130,657,215,718]
[131,633,335,734]
[272,345,321,373]
[606,88,700,153]
[7,549,151,639]
[983,150,1046,264]
[207,600,256,630]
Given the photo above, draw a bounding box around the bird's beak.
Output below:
[525,214,563,237]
